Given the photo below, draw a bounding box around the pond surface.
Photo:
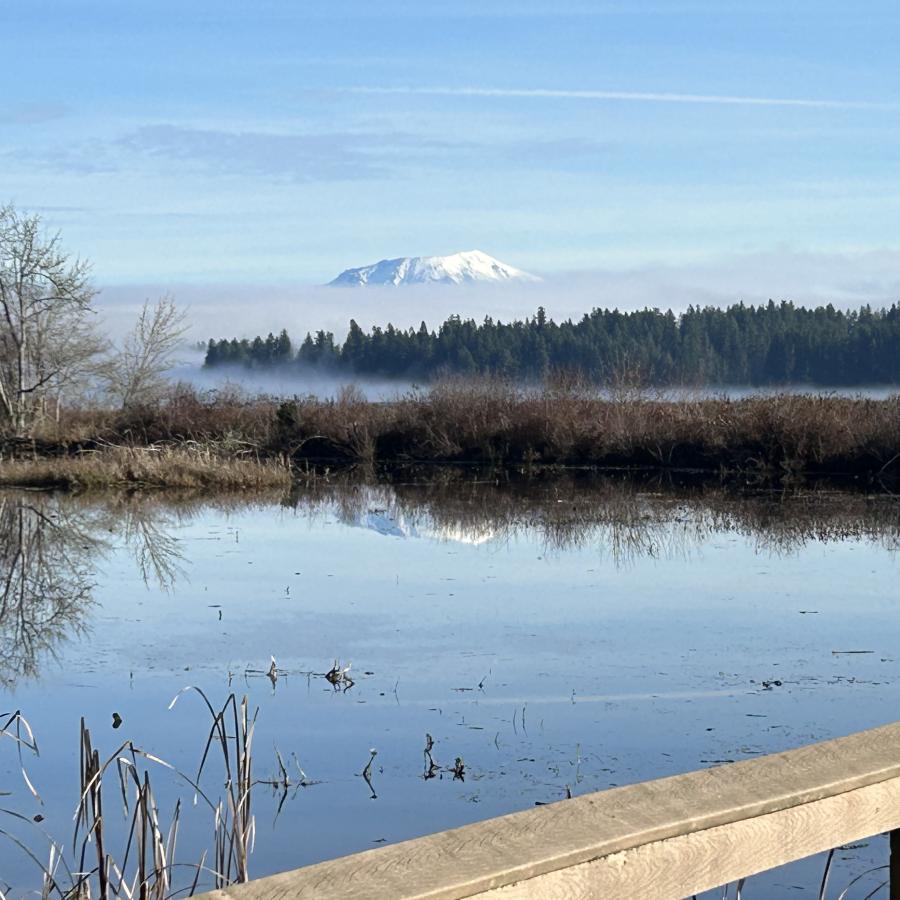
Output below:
[1,475,899,898]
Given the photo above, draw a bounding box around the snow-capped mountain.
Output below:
[328,250,540,286]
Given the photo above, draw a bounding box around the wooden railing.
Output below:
[198,721,900,899]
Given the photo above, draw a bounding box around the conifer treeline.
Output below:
[203,301,900,385]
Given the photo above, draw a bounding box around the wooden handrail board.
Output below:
[495,775,900,898]
[199,721,900,900]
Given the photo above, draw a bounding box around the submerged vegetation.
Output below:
[4,382,899,485]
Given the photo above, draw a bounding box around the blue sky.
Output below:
[3,0,900,286]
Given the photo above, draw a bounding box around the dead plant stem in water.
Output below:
[0,691,260,898]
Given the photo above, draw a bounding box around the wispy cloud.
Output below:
[342,86,898,111]
[5,101,70,125]
[118,125,394,181]
[5,140,119,175]
[119,126,611,177]
[11,125,423,181]
[10,124,610,181]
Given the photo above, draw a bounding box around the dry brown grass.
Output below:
[4,382,900,481]
[271,383,900,478]
[0,444,292,490]
[35,383,281,449]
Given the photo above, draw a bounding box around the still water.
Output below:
[1,476,899,897]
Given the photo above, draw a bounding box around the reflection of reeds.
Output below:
[3,476,898,690]
[285,470,900,564]
[1,692,259,898]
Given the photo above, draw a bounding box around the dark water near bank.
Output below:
[1,475,900,897]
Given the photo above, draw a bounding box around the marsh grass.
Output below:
[3,382,900,482]
[0,691,261,898]
[168,689,256,888]
[0,443,292,490]
[266,380,900,476]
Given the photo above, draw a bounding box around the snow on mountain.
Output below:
[328,250,540,286]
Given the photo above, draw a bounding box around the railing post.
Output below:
[892,829,900,900]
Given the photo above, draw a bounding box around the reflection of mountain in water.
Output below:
[362,507,497,545]
[313,475,900,563]
[3,474,899,686]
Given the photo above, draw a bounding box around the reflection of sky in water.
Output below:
[1,489,899,897]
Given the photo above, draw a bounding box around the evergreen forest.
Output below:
[203,301,900,385]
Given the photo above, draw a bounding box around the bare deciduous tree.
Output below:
[0,204,101,436]
[103,295,188,408]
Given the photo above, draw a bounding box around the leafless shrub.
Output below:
[267,385,900,477]
[102,296,188,409]
[5,381,900,483]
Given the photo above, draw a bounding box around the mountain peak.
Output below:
[328,250,540,286]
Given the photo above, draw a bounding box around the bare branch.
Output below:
[102,296,189,409]
[0,203,99,437]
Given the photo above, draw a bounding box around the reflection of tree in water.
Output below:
[3,474,899,685]
[0,493,188,688]
[116,501,186,590]
[0,495,99,687]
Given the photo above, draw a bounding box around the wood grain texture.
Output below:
[494,775,900,899]
[197,720,900,900]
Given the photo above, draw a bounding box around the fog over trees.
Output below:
[204,301,900,386]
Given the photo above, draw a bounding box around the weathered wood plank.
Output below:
[199,720,900,900]
[495,775,900,899]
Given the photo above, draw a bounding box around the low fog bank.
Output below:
[661,384,900,400]
[168,351,419,401]
[166,352,900,403]
[95,248,900,344]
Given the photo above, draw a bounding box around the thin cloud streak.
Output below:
[344,85,898,110]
